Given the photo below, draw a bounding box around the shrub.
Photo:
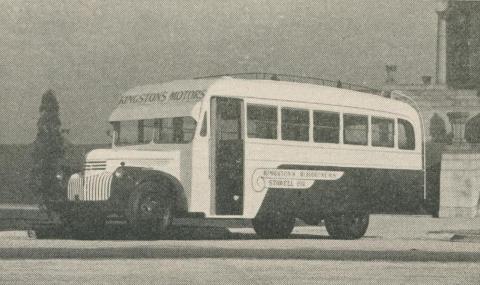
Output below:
[429,113,448,143]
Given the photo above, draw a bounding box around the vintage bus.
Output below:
[56,76,425,239]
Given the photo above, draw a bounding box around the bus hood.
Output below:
[84,148,181,179]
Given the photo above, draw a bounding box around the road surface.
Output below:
[1,259,479,284]
[1,213,480,283]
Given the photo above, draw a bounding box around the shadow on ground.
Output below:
[33,224,344,241]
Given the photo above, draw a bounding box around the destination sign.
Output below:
[118,89,206,105]
[252,168,344,192]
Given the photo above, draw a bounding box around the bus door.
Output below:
[211,97,244,215]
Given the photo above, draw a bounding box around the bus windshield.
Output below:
[112,117,197,146]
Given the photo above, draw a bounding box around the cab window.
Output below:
[113,116,197,146]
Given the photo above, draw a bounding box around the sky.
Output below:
[0,0,438,144]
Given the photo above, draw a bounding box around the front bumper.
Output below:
[51,199,126,220]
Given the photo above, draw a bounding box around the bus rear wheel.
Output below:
[324,212,369,240]
[252,211,295,239]
[127,182,174,239]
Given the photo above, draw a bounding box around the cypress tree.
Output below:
[31,90,65,210]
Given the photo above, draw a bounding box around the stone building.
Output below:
[446,0,480,89]
[380,1,480,217]
[383,0,480,144]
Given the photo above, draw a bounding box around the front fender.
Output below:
[112,167,188,214]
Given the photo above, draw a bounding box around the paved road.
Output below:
[1,225,480,261]
[1,214,480,283]
[1,259,479,284]
[2,205,480,240]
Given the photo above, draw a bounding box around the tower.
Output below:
[438,0,480,89]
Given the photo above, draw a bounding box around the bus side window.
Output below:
[313,111,339,143]
[398,119,415,150]
[247,104,277,139]
[343,114,368,145]
[371,117,394,147]
[200,113,207,137]
[281,108,309,141]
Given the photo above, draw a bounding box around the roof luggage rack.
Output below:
[194,72,383,95]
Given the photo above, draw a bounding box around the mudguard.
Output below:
[112,166,188,214]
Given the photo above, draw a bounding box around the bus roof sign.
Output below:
[117,89,206,105]
[109,79,215,122]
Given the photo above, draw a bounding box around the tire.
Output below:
[63,215,106,240]
[324,212,369,240]
[127,181,174,239]
[252,210,295,239]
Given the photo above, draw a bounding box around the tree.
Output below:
[31,90,65,211]
[429,113,448,143]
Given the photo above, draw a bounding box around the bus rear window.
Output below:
[113,117,197,146]
[398,119,415,150]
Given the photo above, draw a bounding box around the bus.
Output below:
[55,75,425,239]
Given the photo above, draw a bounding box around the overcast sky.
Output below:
[0,0,438,144]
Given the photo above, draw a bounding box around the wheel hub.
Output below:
[140,199,158,216]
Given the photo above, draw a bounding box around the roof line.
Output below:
[194,72,383,95]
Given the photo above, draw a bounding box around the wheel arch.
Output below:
[134,169,188,214]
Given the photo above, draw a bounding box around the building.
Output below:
[383,0,480,144]
[446,0,480,89]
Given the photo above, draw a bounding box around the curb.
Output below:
[0,230,35,239]
[0,246,480,262]
[424,232,456,242]
[0,204,40,210]
[451,234,480,243]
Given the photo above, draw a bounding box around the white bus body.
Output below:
[60,77,424,239]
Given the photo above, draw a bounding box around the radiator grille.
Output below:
[67,172,113,201]
[83,161,107,171]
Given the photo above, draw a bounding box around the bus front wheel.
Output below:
[127,182,174,239]
[324,212,369,240]
[252,211,295,239]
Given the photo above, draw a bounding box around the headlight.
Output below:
[55,171,64,181]
[114,167,126,178]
